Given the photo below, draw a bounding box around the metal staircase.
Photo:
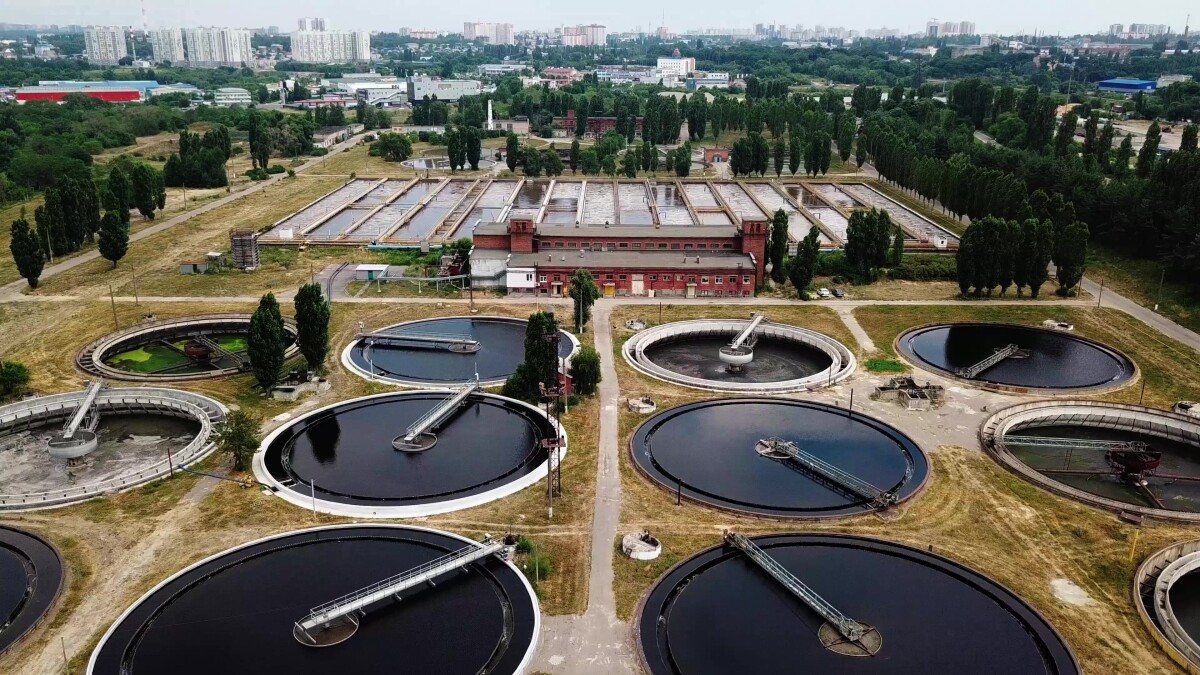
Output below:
[758,437,899,509]
[724,531,871,644]
[395,377,479,448]
[60,380,102,439]
[729,313,765,350]
[1000,436,1148,452]
[955,344,1022,379]
[192,334,245,366]
[294,535,509,646]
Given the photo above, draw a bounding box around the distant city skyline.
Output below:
[0,0,1193,37]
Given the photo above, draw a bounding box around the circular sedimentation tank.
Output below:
[77,314,299,382]
[630,399,927,518]
[622,318,856,393]
[87,525,538,675]
[637,533,1079,675]
[897,322,1135,393]
[0,526,63,656]
[255,390,564,517]
[982,401,1200,521]
[0,388,224,512]
[342,316,579,387]
[1135,539,1200,671]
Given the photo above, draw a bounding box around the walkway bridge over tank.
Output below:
[718,313,766,369]
[723,530,881,655]
[392,378,480,451]
[46,380,103,460]
[357,323,481,354]
[757,437,900,510]
[956,344,1029,379]
[293,534,512,647]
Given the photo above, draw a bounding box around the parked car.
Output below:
[832,288,845,298]
[817,288,832,298]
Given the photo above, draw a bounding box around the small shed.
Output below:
[355,264,391,281]
[180,261,210,275]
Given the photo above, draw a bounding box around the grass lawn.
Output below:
[1087,243,1200,335]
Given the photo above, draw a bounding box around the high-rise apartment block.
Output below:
[464,22,515,45]
[298,17,327,32]
[182,28,253,67]
[84,26,129,65]
[149,28,185,65]
[561,24,607,46]
[291,28,371,63]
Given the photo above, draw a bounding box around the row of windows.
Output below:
[537,274,753,285]
[538,240,735,251]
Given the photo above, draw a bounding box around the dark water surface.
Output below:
[350,317,573,383]
[0,527,62,654]
[640,534,1079,675]
[90,527,536,675]
[265,394,552,505]
[900,323,1133,389]
[631,399,927,517]
[644,335,832,384]
[1169,572,1200,646]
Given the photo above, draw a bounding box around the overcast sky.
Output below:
[2,0,1194,37]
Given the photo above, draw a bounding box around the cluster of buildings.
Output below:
[291,18,371,63]
[317,72,482,107]
[463,23,515,46]
[1107,23,1173,39]
[10,79,199,103]
[560,24,608,47]
[925,20,977,38]
[147,27,254,67]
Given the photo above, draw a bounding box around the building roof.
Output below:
[501,250,756,271]
[216,87,251,94]
[473,221,738,238]
[1098,78,1156,86]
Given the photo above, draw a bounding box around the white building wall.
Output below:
[149,28,185,65]
[84,26,128,65]
[291,30,371,63]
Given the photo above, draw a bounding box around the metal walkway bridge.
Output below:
[192,334,245,366]
[394,378,479,449]
[1000,435,1148,452]
[758,437,899,509]
[719,313,765,367]
[955,344,1023,379]
[724,531,872,644]
[294,535,509,646]
[47,380,103,459]
[358,327,481,354]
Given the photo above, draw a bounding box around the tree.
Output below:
[0,360,29,400]
[248,292,287,390]
[1054,220,1089,296]
[567,269,600,332]
[1182,124,1199,153]
[1096,120,1115,169]
[569,139,580,174]
[97,211,128,268]
[504,311,561,400]
[788,227,821,298]
[375,133,413,162]
[543,147,564,177]
[602,153,617,177]
[293,282,331,371]
[854,128,868,170]
[768,209,788,283]
[9,212,44,289]
[1114,133,1134,176]
[580,148,600,175]
[1082,111,1099,158]
[570,346,602,396]
[214,410,259,471]
[837,114,855,163]
[888,226,905,267]
[772,137,785,177]
[788,134,802,175]
[1136,121,1160,177]
[465,126,482,170]
[522,146,543,177]
[1053,110,1078,158]
[844,208,893,281]
[130,163,158,220]
[104,165,131,225]
[621,149,638,178]
[445,128,464,171]
[673,145,690,177]
[505,133,520,172]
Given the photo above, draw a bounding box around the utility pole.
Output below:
[108,284,119,329]
[1154,267,1165,311]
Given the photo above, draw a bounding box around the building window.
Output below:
[607,243,616,251]
[743,290,751,297]
[658,243,668,249]
[618,242,628,249]
[684,243,694,250]
[525,273,533,282]
[539,241,550,249]
[696,243,706,249]
[714,276,723,284]
[568,242,577,248]
[555,241,564,248]
[539,275,547,283]
[699,290,710,297]
[671,243,681,250]
[593,242,602,250]
[619,274,627,281]
[728,276,736,284]
[701,276,709,284]
[687,275,696,283]
[676,275,684,281]
[722,243,733,249]
[605,274,614,280]
[743,276,752,285]
[632,242,642,249]
[554,274,562,282]
[649,274,657,281]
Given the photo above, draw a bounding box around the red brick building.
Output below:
[472,216,767,298]
[552,110,644,139]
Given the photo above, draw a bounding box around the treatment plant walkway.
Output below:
[534,303,636,674]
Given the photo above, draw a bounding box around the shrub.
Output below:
[814,251,847,277]
[887,254,958,281]
[309,147,328,156]
[244,168,268,181]
[265,164,286,174]
[570,346,602,395]
[0,361,30,400]
[865,358,908,373]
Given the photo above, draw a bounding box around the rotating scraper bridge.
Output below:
[624,315,856,392]
[257,177,961,252]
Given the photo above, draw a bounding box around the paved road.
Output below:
[534,303,637,673]
[0,133,367,299]
[1082,275,1200,352]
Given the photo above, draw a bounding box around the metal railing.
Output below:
[759,437,898,509]
[60,380,102,438]
[402,378,479,443]
[359,330,481,353]
[999,435,1148,452]
[724,531,868,642]
[192,334,244,367]
[956,344,1021,379]
[294,536,506,641]
[728,313,765,351]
